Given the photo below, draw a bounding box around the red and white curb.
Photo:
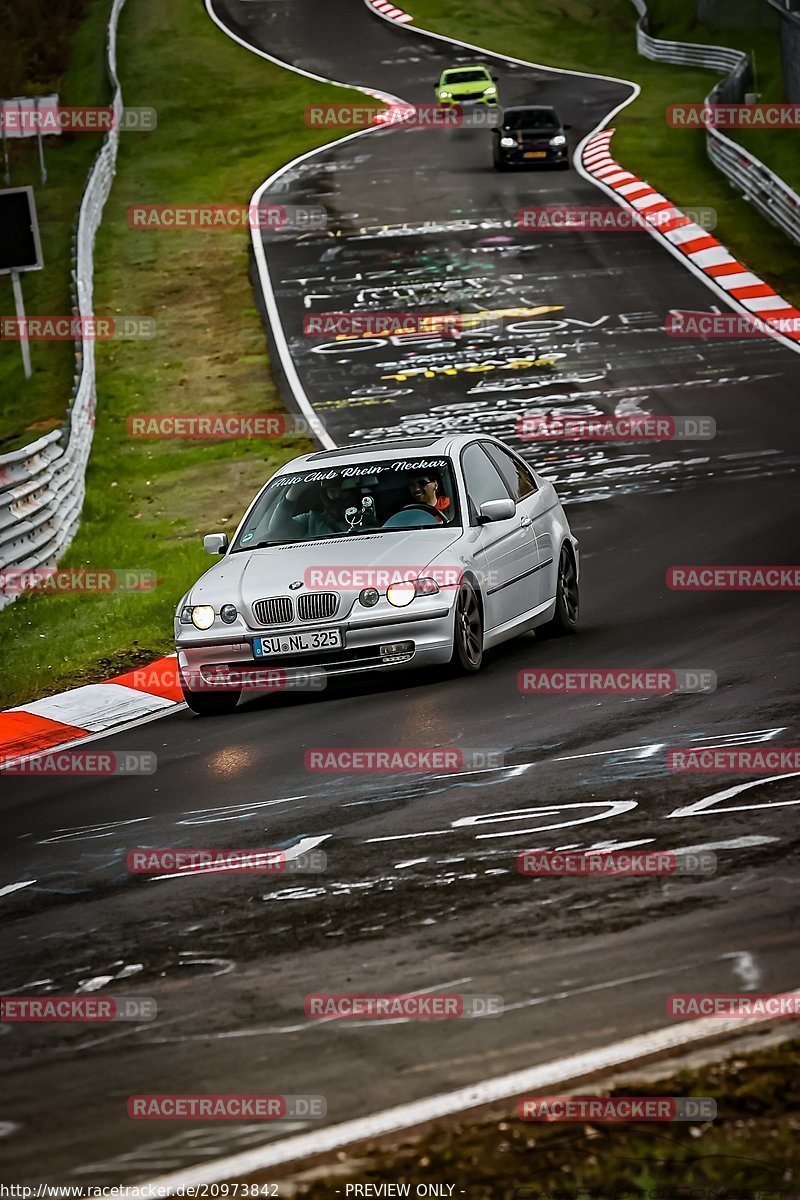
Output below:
[580,130,800,347]
[366,0,414,25]
[0,656,184,766]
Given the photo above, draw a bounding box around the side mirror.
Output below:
[563,122,572,129]
[492,75,499,82]
[203,533,229,555]
[478,498,515,523]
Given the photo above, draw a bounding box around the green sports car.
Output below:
[435,65,499,106]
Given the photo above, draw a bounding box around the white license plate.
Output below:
[253,629,342,657]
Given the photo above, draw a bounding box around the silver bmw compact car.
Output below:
[175,434,579,714]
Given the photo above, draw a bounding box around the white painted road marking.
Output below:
[150,836,331,880]
[142,989,800,1190]
[0,880,35,899]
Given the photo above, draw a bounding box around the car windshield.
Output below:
[443,70,489,83]
[231,457,461,549]
[503,110,559,130]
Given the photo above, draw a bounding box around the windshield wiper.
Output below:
[231,539,295,553]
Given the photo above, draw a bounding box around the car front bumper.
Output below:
[438,95,497,106]
[497,145,567,164]
[175,603,457,691]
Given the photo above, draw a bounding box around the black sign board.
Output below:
[0,186,43,274]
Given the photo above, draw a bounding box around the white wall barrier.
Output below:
[631,0,800,246]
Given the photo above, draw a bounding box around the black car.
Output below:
[492,105,571,170]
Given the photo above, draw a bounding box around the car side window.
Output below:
[483,443,537,501]
[461,444,513,523]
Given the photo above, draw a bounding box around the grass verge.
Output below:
[649,0,800,198]
[0,0,364,709]
[405,0,800,307]
[285,1038,800,1198]
[0,0,110,452]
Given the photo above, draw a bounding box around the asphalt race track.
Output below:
[1,0,799,1184]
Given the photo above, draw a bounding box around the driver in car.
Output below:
[289,478,377,537]
[408,472,451,519]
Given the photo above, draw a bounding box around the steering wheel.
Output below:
[400,503,448,525]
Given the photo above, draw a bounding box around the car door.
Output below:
[482,442,551,614]
[460,442,539,631]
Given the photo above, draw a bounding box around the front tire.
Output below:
[182,686,241,715]
[449,581,484,673]
[538,545,579,637]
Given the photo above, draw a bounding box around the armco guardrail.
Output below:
[631,0,800,247]
[0,0,127,608]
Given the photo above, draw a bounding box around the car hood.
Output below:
[189,527,464,604]
[443,79,491,93]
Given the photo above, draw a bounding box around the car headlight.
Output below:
[439,90,452,99]
[220,604,238,624]
[484,85,497,94]
[386,581,417,607]
[386,578,440,607]
[500,136,515,148]
[359,588,380,608]
[190,605,215,630]
[549,134,567,146]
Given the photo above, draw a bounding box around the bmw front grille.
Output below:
[253,597,293,626]
[298,591,339,621]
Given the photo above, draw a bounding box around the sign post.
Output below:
[10,269,31,379]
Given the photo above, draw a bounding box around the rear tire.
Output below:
[449,581,484,673]
[182,687,241,715]
[537,545,579,638]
